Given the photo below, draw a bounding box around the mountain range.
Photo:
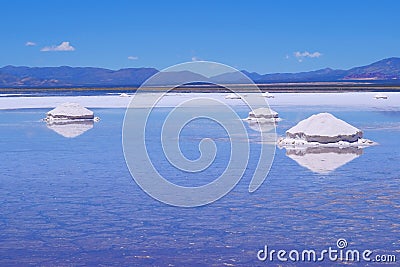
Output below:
[1,57,399,88]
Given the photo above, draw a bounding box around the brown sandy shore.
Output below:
[1,82,400,93]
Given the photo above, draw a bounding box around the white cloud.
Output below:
[191,56,200,61]
[127,56,138,60]
[41,41,75,52]
[25,41,36,46]
[294,51,322,62]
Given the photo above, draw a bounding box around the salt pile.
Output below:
[44,103,99,138]
[45,103,98,121]
[225,93,241,99]
[245,107,280,122]
[277,113,375,147]
[262,92,274,98]
[244,108,280,133]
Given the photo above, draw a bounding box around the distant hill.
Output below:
[1,57,399,88]
[212,68,347,83]
[220,57,400,83]
[343,57,400,80]
[0,66,158,87]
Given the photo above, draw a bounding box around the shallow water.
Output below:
[0,106,399,266]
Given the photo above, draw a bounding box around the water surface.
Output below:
[0,106,399,266]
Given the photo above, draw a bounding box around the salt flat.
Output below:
[0,92,399,110]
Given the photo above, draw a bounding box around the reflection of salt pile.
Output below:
[278,113,375,147]
[47,120,94,138]
[225,93,241,99]
[247,121,275,132]
[285,147,363,174]
[44,103,99,138]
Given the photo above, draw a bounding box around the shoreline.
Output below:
[1,82,400,94]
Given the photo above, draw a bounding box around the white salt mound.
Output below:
[278,112,375,146]
[244,108,280,133]
[225,93,241,99]
[46,103,95,121]
[246,107,279,121]
[262,92,274,98]
[287,113,361,143]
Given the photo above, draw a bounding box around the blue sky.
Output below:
[1,0,399,73]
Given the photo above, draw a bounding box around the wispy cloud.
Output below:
[41,41,75,52]
[25,41,36,46]
[294,51,322,62]
[127,56,138,60]
[191,56,200,61]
